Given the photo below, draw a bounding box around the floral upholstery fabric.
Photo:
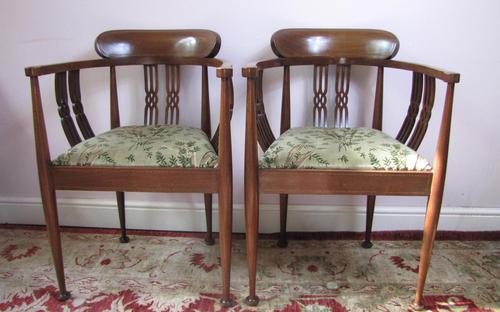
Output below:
[261,127,431,170]
[53,125,218,168]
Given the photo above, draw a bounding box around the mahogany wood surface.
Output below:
[271,29,399,59]
[243,28,459,309]
[26,29,234,307]
[95,29,221,58]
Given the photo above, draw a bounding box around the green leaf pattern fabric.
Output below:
[261,127,431,170]
[53,125,218,168]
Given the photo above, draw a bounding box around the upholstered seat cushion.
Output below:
[53,125,218,168]
[260,127,431,170]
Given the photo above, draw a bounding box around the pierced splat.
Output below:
[256,70,276,150]
[143,65,159,125]
[334,64,350,128]
[407,75,436,150]
[68,70,95,139]
[312,65,328,127]
[165,65,180,125]
[397,72,423,143]
[55,72,81,146]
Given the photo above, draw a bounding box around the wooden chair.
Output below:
[25,29,235,307]
[242,29,459,309]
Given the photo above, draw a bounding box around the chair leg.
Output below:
[204,193,215,245]
[413,194,443,310]
[245,185,260,306]
[277,194,288,248]
[362,195,376,249]
[218,188,233,307]
[116,192,129,243]
[41,186,71,301]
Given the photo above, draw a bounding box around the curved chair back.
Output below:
[271,28,399,59]
[95,29,221,58]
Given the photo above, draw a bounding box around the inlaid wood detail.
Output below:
[334,64,351,128]
[165,65,180,125]
[407,75,436,150]
[68,70,94,139]
[143,65,159,125]
[313,65,328,127]
[397,72,423,143]
[55,72,81,146]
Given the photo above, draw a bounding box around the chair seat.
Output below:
[260,127,431,170]
[53,125,218,168]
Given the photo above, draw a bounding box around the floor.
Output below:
[0,227,498,311]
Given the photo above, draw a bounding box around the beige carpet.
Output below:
[0,228,498,311]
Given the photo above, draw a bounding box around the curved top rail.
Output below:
[25,57,227,77]
[242,57,459,83]
[271,28,399,60]
[95,29,221,58]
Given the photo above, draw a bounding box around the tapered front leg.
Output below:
[41,187,70,301]
[243,68,260,306]
[413,195,442,310]
[277,194,288,248]
[116,191,129,243]
[362,195,376,249]
[204,193,215,245]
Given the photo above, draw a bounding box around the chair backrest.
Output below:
[269,29,399,129]
[271,28,399,59]
[94,29,221,127]
[95,29,221,58]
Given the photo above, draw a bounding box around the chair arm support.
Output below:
[216,61,233,78]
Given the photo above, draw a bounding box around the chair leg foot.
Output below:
[411,301,425,311]
[277,238,288,248]
[361,240,373,249]
[56,290,71,301]
[119,235,130,243]
[245,295,259,306]
[220,297,234,308]
[204,236,215,246]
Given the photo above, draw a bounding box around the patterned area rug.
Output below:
[0,228,498,311]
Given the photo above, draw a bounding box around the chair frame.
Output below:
[25,30,235,307]
[242,29,459,309]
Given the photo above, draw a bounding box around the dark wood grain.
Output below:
[271,29,399,59]
[334,64,350,128]
[397,72,423,143]
[313,65,329,127]
[68,70,95,139]
[95,29,221,58]
[143,64,159,125]
[165,65,180,124]
[55,72,81,146]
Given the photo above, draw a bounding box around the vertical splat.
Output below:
[165,65,180,125]
[201,65,211,137]
[408,75,436,150]
[256,70,276,150]
[55,72,81,146]
[397,72,423,143]
[143,65,159,125]
[68,70,95,139]
[334,64,350,128]
[312,65,328,127]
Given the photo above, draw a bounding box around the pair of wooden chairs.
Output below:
[25,29,459,309]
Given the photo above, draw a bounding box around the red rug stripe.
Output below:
[1,223,499,241]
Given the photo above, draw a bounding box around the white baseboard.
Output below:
[0,197,499,232]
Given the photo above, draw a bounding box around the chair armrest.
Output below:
[25,57,225,77]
